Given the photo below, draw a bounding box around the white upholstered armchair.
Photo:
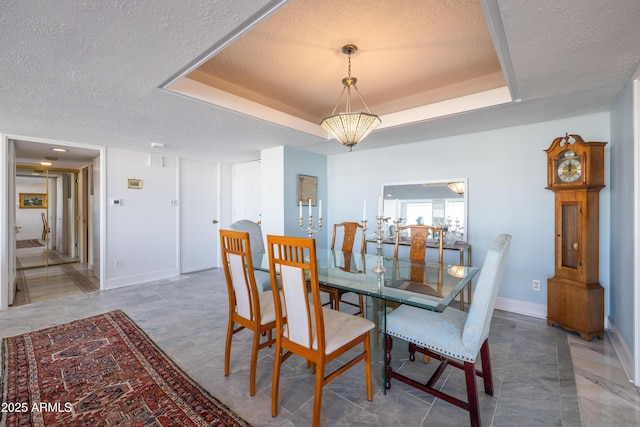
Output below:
[385,233,511,427]
[229,220,272,293]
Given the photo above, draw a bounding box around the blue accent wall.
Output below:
[284,147,328,248]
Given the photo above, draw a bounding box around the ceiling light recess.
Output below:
[320,44,381,152]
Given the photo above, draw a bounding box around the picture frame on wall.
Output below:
[19,193,47,209]
[127,178,143,189]
[297,174,317,205]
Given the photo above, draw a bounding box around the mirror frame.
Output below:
[380,178,468,241]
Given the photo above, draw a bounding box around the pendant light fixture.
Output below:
[320,44,381,151]
[447,182,465,195]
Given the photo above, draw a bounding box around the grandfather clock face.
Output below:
[555,150,582,184]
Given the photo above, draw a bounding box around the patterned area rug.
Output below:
[16,239,43,249]
[1,310,251,426]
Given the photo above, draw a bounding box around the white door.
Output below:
[180,159,219,273]
[232,161,262,222]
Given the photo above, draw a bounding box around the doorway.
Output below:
[10,139,101,307]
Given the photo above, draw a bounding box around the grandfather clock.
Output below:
[545,134,606,341]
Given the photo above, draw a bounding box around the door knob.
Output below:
[212,220,219,224]
[14,225,22,232]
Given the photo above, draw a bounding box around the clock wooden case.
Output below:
[545,134,606,341]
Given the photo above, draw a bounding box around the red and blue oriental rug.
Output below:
[1,310,251,426]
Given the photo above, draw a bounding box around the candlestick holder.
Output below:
[299,214,323,238]
[376,269,384,292]
[372,215,387,273]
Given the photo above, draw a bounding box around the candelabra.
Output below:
[299,213,323,238]
[372,215,387,273]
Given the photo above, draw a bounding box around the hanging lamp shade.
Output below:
[447,182,465,195]
[320,45,381,151]
[320,112,381,149]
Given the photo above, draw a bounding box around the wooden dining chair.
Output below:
[385,234,511,427]
[267,235,374,427]
[394,224,444,263]
[219,229,278,396]
[319,222,366,316]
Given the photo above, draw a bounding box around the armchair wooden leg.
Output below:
[479,340,493,395]
[385,334,393,390]
[464,361,481,427]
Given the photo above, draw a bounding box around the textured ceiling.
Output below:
[3,0,640,168]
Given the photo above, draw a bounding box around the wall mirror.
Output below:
[381,179,468,241]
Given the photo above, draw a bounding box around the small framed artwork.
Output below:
[127,178,143,189]
[297,174,317,205]
[19,193,47,209]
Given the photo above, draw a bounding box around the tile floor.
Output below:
[2,268,640,426]
[16,245,77,269]
[12,263,99,306]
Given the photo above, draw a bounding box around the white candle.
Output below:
[378,196,383,217]
[308,198,312,217]
[363,200,366,221]
[396,199,400,220]
[318,200,322,219]
[299,200,302,218]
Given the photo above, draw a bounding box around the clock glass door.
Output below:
[561,203,578,269]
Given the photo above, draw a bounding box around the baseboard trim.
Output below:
[495,296,547,319]
[605,316,635,384]
[105,268,179,289]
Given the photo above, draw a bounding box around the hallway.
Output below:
[12,262,99,307]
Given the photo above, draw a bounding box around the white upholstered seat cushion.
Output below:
[386,305,475,362]
[320,307,374,354]
[258,291,278,325]
[282,306,374,354]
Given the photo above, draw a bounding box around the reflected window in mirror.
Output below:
[382,179,467,242]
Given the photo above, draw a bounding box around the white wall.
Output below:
[327,112,611,318]
[104,148,180,288]
[260,146,285,241]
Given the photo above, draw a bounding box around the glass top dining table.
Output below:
[254,249,480,313]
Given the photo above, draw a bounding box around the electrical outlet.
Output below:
[532,280,541,291]
[116,260,123,268]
